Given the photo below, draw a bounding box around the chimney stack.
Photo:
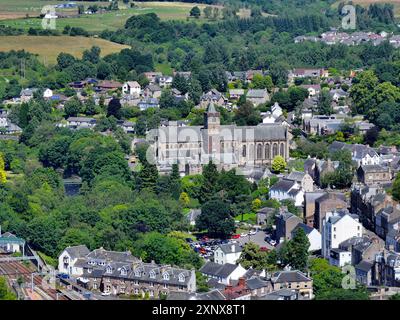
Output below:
[238,277,246,287]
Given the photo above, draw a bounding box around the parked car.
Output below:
[249,230,257,236]
[101,291,111,296]
[240,233,248,238]
[57,273,70,279]
[269,239,277,246]
[230,234,240,239]
[260,247,269,252]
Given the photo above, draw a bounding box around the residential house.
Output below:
[350,184,390,231]
[200,89,227,108]
[20,88,37,102]
[200,262,247,286]
[43,88,53,98]
[291,223,322,252]
[375,206,400,240]
[122,81,141,97]
[58,245,91,275]
[329,141,381,167]
[314,192,347,231]
[187,209,201,226]
[0,110,22,134]
[143,84,162,99]
[270,270,313,299]
[321,209,362,259]
[143,72,162,84]
[303,115,345,135]
[303,191,325,227]
[274,211,302,243]
[246,89,270,106]
[95,80,122,92]
[157,76,173,88]
[256,207,276,225]
[59,246,196,298]
[357,165,392,186]
[138,98,159,111]
[214,244,242,265]
[118,121,135,134]
[223,277,252,300]
[269,179,304,207]
[228,89,245,100]
[300,84,321,97]
[65,117,97,130]
[329,88,349,102]
[285,171,314,192]
[375,251,400,287]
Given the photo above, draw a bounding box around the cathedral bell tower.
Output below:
[204,102,221,156]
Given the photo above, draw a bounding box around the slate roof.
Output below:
[195,289,226,300]
[246,277,269,290]
[272,270,311,283]
[200,262,239,278]
[355,260,373,272]
[360,164,389,173]
[65,245,90,259]
[270,179,296,193]
[292,223,315,235]
[286,171,307,183]
[218,243,242,254]
[247,89,268,98]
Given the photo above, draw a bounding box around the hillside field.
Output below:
[333,0,400,17]
[0,1,221,31]
[0,35,130,64]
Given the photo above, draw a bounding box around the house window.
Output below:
[106,266,113,274]
[178,274,185,283]
[163,273,170,281]
[179,286,184,291]
[121,268,127,276]
[149,282,154,287]
[134,280,139,286]
[93,283,97,290]
[149,290,154,297]
[163,283,168,289]
[150,271,156,279]
[134,270,141,277]
[87,268,92,274]
[134,289,139,295]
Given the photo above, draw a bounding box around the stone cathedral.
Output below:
[147,103,290,175]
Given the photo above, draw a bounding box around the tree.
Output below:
[203,6,213,19]
[392,173,400,202]
[179,192,190,207]
[107,97,122,119]
[196,199,235,238]
[286,228,310,271]
[64,96,82,117]
[0,276,16,300]
[190,6,201,18]
[234,101,261,126]
[200,161,218,203]
[0,153,6,184]
[139,162,159,192]
[318,89,333,115]
[271,155,286,173]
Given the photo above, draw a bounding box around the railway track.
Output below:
[0,258,68,300]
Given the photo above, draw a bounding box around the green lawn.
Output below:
[235,212,257,224]
[0,1,221,32]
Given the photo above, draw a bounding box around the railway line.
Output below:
[0,255,68,300]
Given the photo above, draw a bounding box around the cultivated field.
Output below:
[0,35,130,64]
[0,1,221,31]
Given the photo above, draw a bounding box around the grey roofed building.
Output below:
[291,222,314,235]
[194,289,227,300]
[246,277,269,290]
[271,270,311,283]
[218,243,242,254]
[200,262,239,279]
[247,89,268,98]
[270,179,297,193]
[355,260,373,272]
[286,171,307,183]
[65,245,90,259]
[255,289,299,300]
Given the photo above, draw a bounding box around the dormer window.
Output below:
[121,268,127,276]
[89,260,95,265]
[163,273,170,281]
[87,268,92,274]
[134,269,141,277]
[149,270,156,279]
[178,274,185,283]
[106,266,113,274]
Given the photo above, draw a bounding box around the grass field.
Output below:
[0,1,220,31]
[0,35,130,64]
